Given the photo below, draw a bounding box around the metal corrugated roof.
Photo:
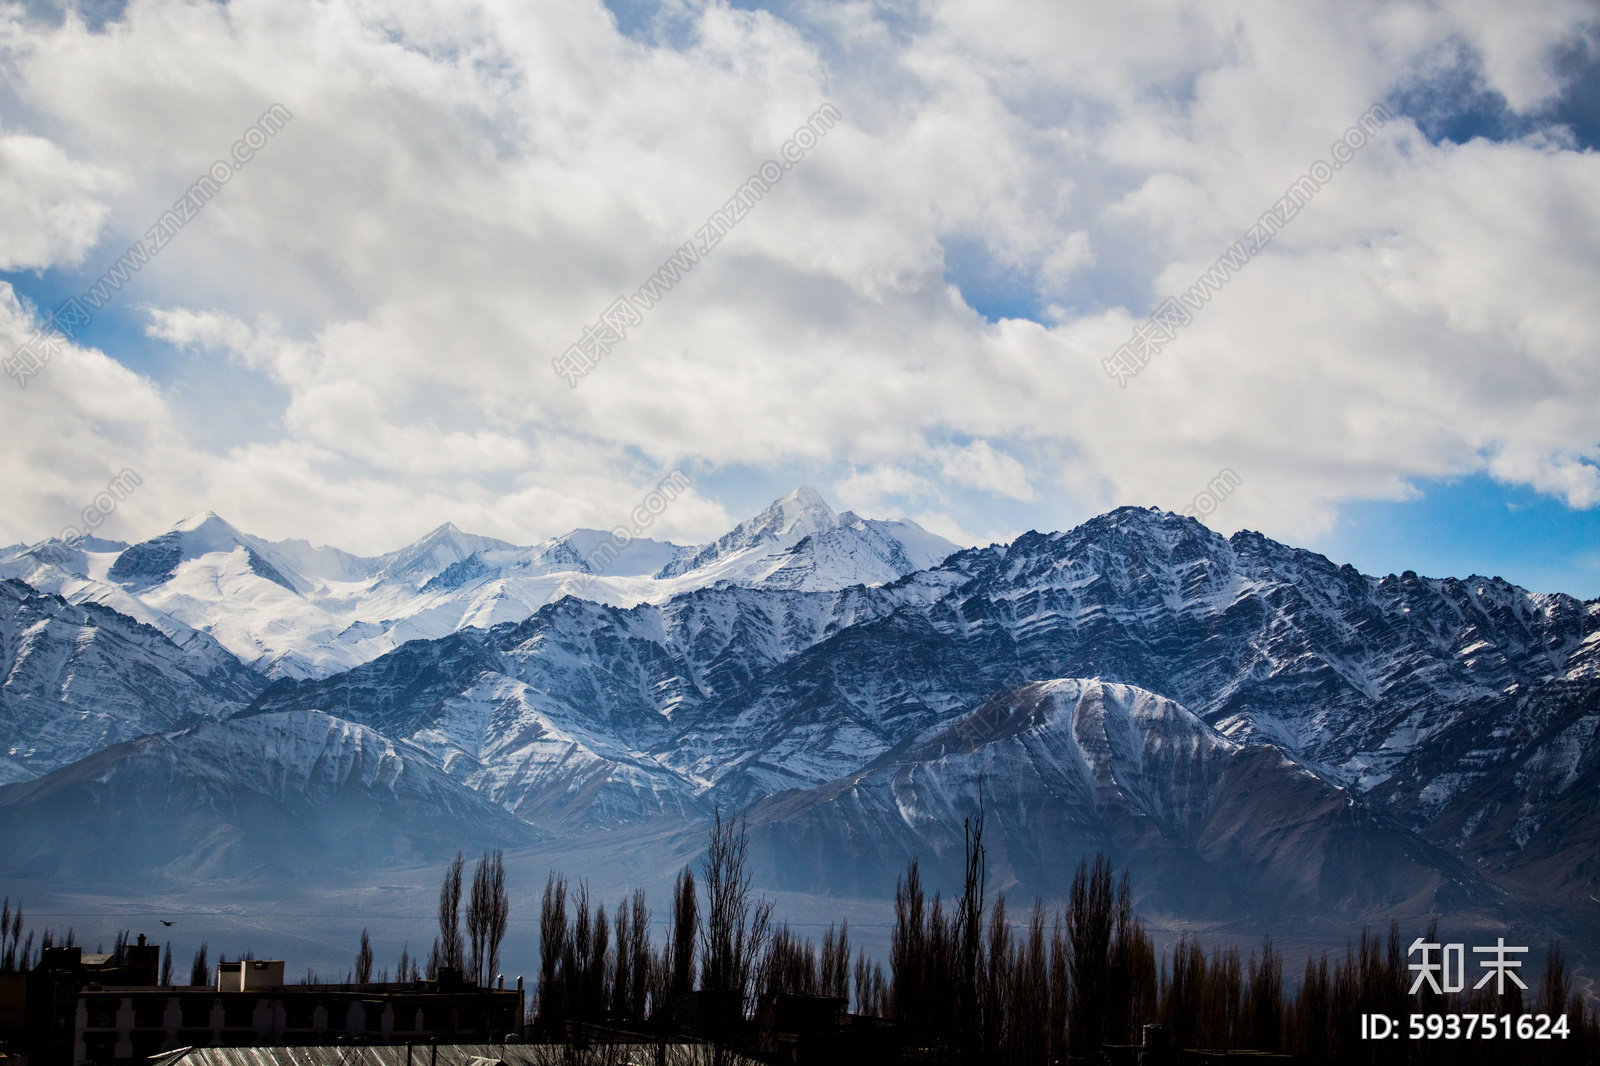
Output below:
[151,1043,756,1066]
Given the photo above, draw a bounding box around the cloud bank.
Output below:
[0,0,1596,559]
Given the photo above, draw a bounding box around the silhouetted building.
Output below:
[0,936,522,1066]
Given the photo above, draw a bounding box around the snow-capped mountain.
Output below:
[223,505,1598,924]
[0,578,264,783]
[0,488,957,681]
[657,486,957,589]
[0,709,535,882]
[740,679,1489,918]
[1,497,1595,937]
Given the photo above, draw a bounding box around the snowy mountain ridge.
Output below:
[2,494,1597,936]
[0,488,959,681]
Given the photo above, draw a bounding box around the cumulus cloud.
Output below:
[0,126,113,270]
[936,440,1037,502]
[0,0,1595,557]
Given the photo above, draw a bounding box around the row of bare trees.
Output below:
[521,809,1597,1065]
[534,810,783,1044]
[0,899,36,973]
[885,836,1161,1063]
[427,848,510,987]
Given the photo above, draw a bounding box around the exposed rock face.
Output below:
[0,578,264,783]
[739,680,1490,921]
[1,498,1595,936]
[0,710,536,883]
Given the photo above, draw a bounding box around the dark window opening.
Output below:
[285,1001,318,1029]
[131,1032,168,1059]
[82,1034,117,1064]
[133,997,168,1028]
[180,999,214,1027]
[223,998,256,1028]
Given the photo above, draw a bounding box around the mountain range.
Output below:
[2,488,1596,948]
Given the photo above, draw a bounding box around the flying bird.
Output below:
[160,920,174,926]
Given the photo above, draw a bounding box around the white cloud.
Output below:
[833,465,933,514]
[0,0,1595,558]
[0,126,114,270]
[936,440,1037,502]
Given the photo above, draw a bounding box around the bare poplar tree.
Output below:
[588,903,610,1015]
[569,881,593,1021]
[1067,854,1114,1056]
[628,887,650,1021]
[356,928,374,984]
[700,810,772,1032]
[1247,936,1283,1052]
[537,872,569,1033]
[954,805,987,1056]
[466,849,509,986]
[189,942,209,987]
[612,895,635,1019]
[669,868,698,1003]
[438,852,464,972]
[819,921,850,999]
[890,858,926,1025]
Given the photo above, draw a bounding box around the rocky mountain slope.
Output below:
[0,578,264,782]
[1,493,1595,934]
[739,679,1491,920]
[0,488,957,681]
[0,710,535,883]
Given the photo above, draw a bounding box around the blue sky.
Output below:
[1,0,1597,599]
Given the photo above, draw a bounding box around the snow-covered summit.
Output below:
[6,488,959,679]
[371,522,517,586]
[658,486,957,589]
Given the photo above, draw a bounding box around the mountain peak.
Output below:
[778,485,831,512]
[171,511,242,538]
[726,487,837,540]
[752,486,837,540]
[108,513,301,593]
[374,522,515,586]
[420,521,464,539]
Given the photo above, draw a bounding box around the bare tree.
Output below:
[568,881,593,1023]
[356,928,374,984]
[890,858,926,1025]
[1067,854,1115,1056]
[819,921,850,999]
[980,891,1010,1061]
[438,851,464,972]
[853,948,887,1017]
[668,867,698,1008]
[628,887,650,1021]
[536,872,569,1034]
[189,942,209,987]
[466,849,509,986]
[1048,911,1069,1055]
[699,810,772,1033]
[1246,936,1283,1052]
[954,804,987,1058]
[160,942,173,986]
[612,895,635,1019]
[0,900,17,974]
